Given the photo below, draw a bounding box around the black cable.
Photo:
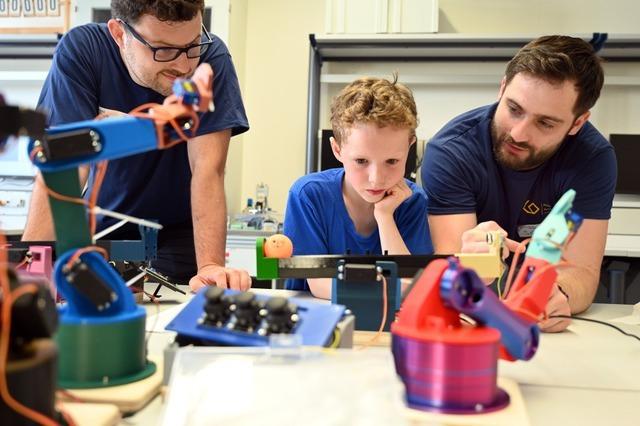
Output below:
[549,314,640,343]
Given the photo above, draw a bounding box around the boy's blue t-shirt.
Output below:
[37,23,249,236]
[421,103,617,240]
[283,168,433,291]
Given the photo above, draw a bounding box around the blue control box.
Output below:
[166,288,346,347]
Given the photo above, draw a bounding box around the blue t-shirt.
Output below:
[421,103,616,241]
[37,24,248,279]
[283,168,433,290]
[38,23,248,234]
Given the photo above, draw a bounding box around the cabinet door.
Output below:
[325,0,388,34]
[388,0,438,33]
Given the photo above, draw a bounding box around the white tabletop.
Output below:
[126,286,640,426]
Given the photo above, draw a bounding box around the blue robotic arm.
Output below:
[28,64,214,388]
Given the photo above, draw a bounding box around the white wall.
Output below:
[225,0,249,220]
[230,0,325,215]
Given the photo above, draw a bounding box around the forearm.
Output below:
[191,171,227,269]
[556,265,599,314]
[22,173,55,240]
[376,215,410,255]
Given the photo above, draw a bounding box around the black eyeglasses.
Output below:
[119,20,213,62]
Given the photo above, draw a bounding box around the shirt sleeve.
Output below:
[566,147,617,220]
[37,29,100,125]
[421,139,477,215]
[196,48,249,137]
[395,186,433,254]
[283,183,330,291]
[283,184,329,256]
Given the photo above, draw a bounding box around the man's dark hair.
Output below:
[111,0,204,24]
[505,35,604,116]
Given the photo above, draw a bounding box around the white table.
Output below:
[123,287,640,426]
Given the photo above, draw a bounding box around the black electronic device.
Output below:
[320,129,418,181]
[0,270,60,426]
[39,128,102,162]
[610,134,640,195]
[63,260,116,310]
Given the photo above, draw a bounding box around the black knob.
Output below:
[234,292,256,308]
[203,286,230,326]
[260,297,299,335]
[265,296,288,314]
[229,292,260,331]
[11,282,58,341]
[205,286,224,303]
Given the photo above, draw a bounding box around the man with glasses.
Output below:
[24,0,251,292]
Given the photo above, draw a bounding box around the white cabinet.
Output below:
[0,188,32,235]
[225,230,273,276]
[607,195,640,257]
[388,0,438,33]
[325,0,438,34]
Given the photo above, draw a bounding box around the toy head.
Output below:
[263,234,294,258]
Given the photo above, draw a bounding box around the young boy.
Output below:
[283,76,433,298]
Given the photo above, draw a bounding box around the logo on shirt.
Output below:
[522,200,540,215]
[522,200,552,216]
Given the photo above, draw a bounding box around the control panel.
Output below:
[166,287,347,347]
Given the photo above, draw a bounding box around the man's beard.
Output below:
[122,50,187,96]
[491,120,562,171]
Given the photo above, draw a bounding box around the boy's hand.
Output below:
[373,181,412,221]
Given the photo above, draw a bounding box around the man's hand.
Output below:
[373,181,412,221]
[539,283,571,332]
[460,221,519,259]
[189,264,252,293]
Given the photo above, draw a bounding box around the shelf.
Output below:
[613,194,640,208]
[320,73,640,87]
[310,33,640,62]
[321,73,499,85]
[0,71,48,82]
[0,37,59,59]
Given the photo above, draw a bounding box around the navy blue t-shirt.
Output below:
[37,24,248,279]
[283,168,433,291]
[421,103,616,241]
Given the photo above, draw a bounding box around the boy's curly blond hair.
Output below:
[330,75,418,145]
